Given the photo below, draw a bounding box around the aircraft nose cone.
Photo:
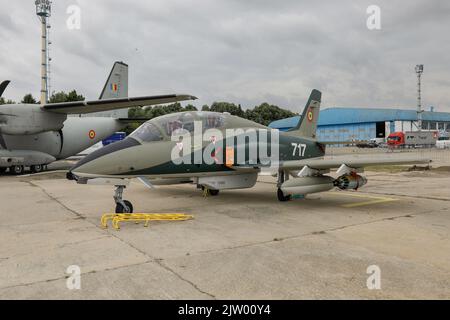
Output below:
[68,138,140,179]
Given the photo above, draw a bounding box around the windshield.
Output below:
[388,136,400,141]
[202,113,225,130]
[151,112,227,137]
[157,113,196,136]
[129,122,163,143]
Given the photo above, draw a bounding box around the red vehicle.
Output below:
[387,132,405,147]
[387,131,438,148]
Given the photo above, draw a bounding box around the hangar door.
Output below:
[376,122,386,138]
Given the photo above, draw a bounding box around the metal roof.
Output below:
[269,107,450,129]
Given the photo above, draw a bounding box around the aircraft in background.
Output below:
[67,89,430,213]
[0,62,196,174]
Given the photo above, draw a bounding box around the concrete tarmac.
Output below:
[0,154,449,299]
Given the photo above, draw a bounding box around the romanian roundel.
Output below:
[307,109,314,122]
[88,130,96,140]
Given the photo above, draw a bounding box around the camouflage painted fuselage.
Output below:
[71,111,325,179]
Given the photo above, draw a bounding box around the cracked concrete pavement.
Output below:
[0,157,449,299]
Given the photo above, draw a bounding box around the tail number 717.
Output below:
[291,143,307,157]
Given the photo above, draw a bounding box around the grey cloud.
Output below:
[0,0,448,113]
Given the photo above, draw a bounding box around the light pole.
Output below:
[415,64,424,131]
[35,0,52,104]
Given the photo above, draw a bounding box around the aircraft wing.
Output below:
[277,154,431,170]
[42,94,197,115]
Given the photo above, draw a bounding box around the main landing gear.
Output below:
[201,186,220,197]
[10,165,24,175]
[114,185,134,213]
[31,164,46,173]
[0,165,48,175]
[277,170,291,202]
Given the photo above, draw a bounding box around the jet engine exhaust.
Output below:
[334,174,367,190]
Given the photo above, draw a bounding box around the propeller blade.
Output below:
[0,80,11,98]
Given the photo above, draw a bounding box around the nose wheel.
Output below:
[114,185,133,213]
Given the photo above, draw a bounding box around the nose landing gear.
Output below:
[276,170,291,202]
[114,185,134,213]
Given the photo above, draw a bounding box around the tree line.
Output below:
[0,90,85,105]
[127,102,297,133]
[1,91,297,134]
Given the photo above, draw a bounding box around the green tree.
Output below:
[209,102,245,117]
[21,94,38,104]
[0,97,15,105]
[245,103,297,126]
[49,90,85,103]
[184,104,198,111]
[125,101,297,134]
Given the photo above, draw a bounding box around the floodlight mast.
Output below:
[415,64,424,131]
[35,0,52,104]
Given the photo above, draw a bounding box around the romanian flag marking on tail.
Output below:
[111,83,118,92]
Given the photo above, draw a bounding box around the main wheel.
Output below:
[277,188,291,202]
[115,200,133,213]
[201,186,220,196]
[10,165,24,175]
[0,167,6,174]
[209,189,220,196]
[31,164,44,173]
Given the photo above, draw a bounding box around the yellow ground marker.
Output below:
[325,192,399,208]
[101,213,194,230]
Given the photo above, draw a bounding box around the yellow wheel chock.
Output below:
[101,213,194,230]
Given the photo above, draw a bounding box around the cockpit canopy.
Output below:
[129,112,227,143]
[128,111,267,143]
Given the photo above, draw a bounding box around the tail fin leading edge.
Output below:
[288,89,321,139]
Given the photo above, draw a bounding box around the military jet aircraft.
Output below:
[68,89,430,213]
[0,61,196,174]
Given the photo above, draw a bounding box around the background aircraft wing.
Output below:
[278,154,431,170]
[42,94,197,115]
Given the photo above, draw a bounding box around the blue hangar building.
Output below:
[269,107,450,143]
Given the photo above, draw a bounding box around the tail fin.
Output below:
[99,61,128,100]
[87,62,129,118]
[288,89,321,139]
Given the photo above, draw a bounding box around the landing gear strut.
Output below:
[276,170,291,202]
[113,185,133,213]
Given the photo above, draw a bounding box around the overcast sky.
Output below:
[0,0,449,112]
